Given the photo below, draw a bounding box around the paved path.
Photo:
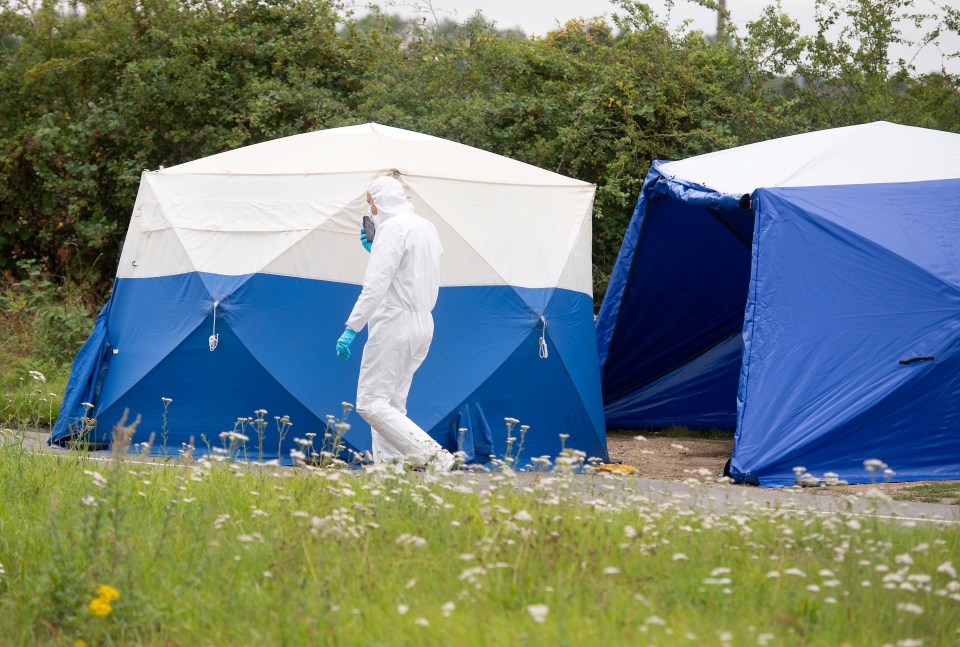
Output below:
[12,430,959,524]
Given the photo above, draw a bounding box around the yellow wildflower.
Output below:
[88,597,113,617]
[74,640,88,647]
[95,584,120,602]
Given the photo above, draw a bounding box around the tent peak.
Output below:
[159,123,591,187]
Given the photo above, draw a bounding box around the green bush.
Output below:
[1,0,958,308]
[0,259,93,428]
[2,259,97,367]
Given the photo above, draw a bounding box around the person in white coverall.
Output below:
[335,176,456,469]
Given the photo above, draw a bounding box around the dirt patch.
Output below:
[606,432,732,480]
[605,431,959,504]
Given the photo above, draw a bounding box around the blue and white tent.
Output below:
[54,123,608,464]
[596,122,960,485]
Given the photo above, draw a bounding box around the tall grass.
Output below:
[0,433,957,646]
[1,260,92,429]
[0,366,66,429]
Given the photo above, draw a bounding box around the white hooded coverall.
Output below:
[346,177,454,467]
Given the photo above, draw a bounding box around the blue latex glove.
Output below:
[360,227,372,253]
[336,327,356,360]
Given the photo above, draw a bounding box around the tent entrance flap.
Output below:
[599,179,754,429]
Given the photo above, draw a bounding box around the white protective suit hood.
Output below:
[368,176,414,226]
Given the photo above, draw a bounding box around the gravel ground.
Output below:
[606,430,960,505]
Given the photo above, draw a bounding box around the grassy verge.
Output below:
[894,482,960,505]
[1,261,96,429]
[0,361,67,429]
[0,437,957,646]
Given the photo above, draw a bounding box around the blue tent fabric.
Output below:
[597,158,960,485]
[54,276,608,464]
[596,163,754,429]
[53,296,114,442]
[732,180,960,485]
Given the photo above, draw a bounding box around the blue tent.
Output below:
[54,124,608,464]
[596,122,960,485]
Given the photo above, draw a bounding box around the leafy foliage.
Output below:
[0,0,958,311]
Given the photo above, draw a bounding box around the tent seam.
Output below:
[733,191,763,470]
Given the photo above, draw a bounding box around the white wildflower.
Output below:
[395,534,427,548]
[896,602,923,615]
[441,602,455,617]
[937,562,957,578]
[863,458,887,472]
[672,553,690,561]
[603,567,621,575]
[83,469,107,488]
[397,604,409,615]
[526,604,549,624]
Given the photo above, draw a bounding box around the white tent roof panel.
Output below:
[165,123,592,188]
[658,121,960,196]
[118,125,596,294]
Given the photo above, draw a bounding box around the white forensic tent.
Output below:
[54,123,609,463]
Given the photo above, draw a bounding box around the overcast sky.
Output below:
[359,0,959,74]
